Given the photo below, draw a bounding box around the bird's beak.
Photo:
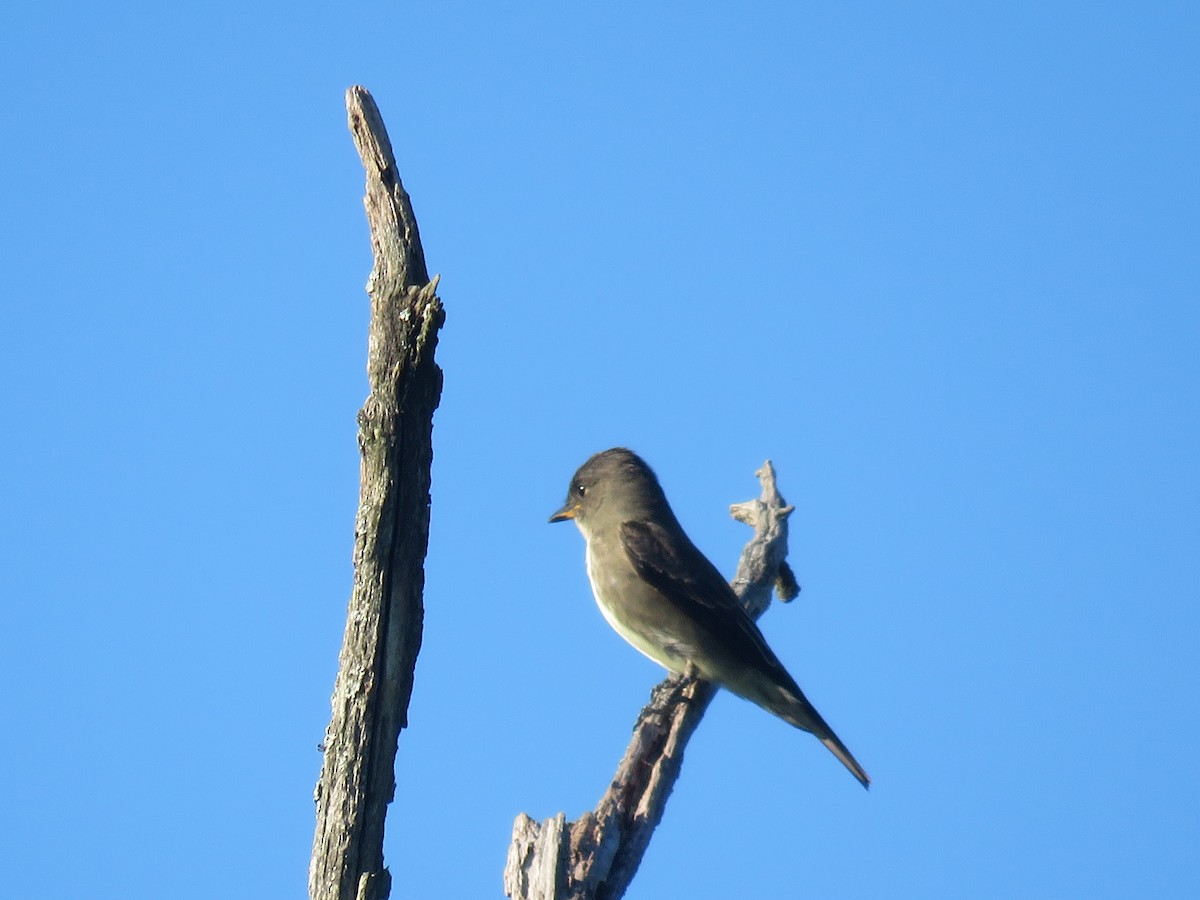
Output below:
[548,501,578,523]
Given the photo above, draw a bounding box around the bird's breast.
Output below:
[584,539,691,674]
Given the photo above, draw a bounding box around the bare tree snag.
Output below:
[504,463,798,900]
[309,86,444,900]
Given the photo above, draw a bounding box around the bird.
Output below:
[550,447,870,789]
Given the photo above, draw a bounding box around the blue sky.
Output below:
[2,2,1198,897]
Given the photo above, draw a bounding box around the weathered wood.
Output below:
[309,86,444,900]
[504,464,796,900]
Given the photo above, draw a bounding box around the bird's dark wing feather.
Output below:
[620,518,870,788]
[619,519,798,688]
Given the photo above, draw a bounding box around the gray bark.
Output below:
[504,463,798,900]
[308,86,444,900]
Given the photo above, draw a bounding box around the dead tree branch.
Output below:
[308,86,444,900]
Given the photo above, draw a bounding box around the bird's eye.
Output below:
[576,483,586,496]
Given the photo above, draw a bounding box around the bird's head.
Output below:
[549,447,668,534]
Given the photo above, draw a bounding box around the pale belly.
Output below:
[585,542,690,674]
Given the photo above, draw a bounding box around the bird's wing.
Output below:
[621,520,870,788]
[619,518,796,687]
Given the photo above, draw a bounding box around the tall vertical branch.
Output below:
[504,463,797,900]
[309,86,444,900]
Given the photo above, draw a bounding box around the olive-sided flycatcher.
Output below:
[550,447,870,789]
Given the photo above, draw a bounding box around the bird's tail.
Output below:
[817,732,871,790]
[764,683,871,790]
